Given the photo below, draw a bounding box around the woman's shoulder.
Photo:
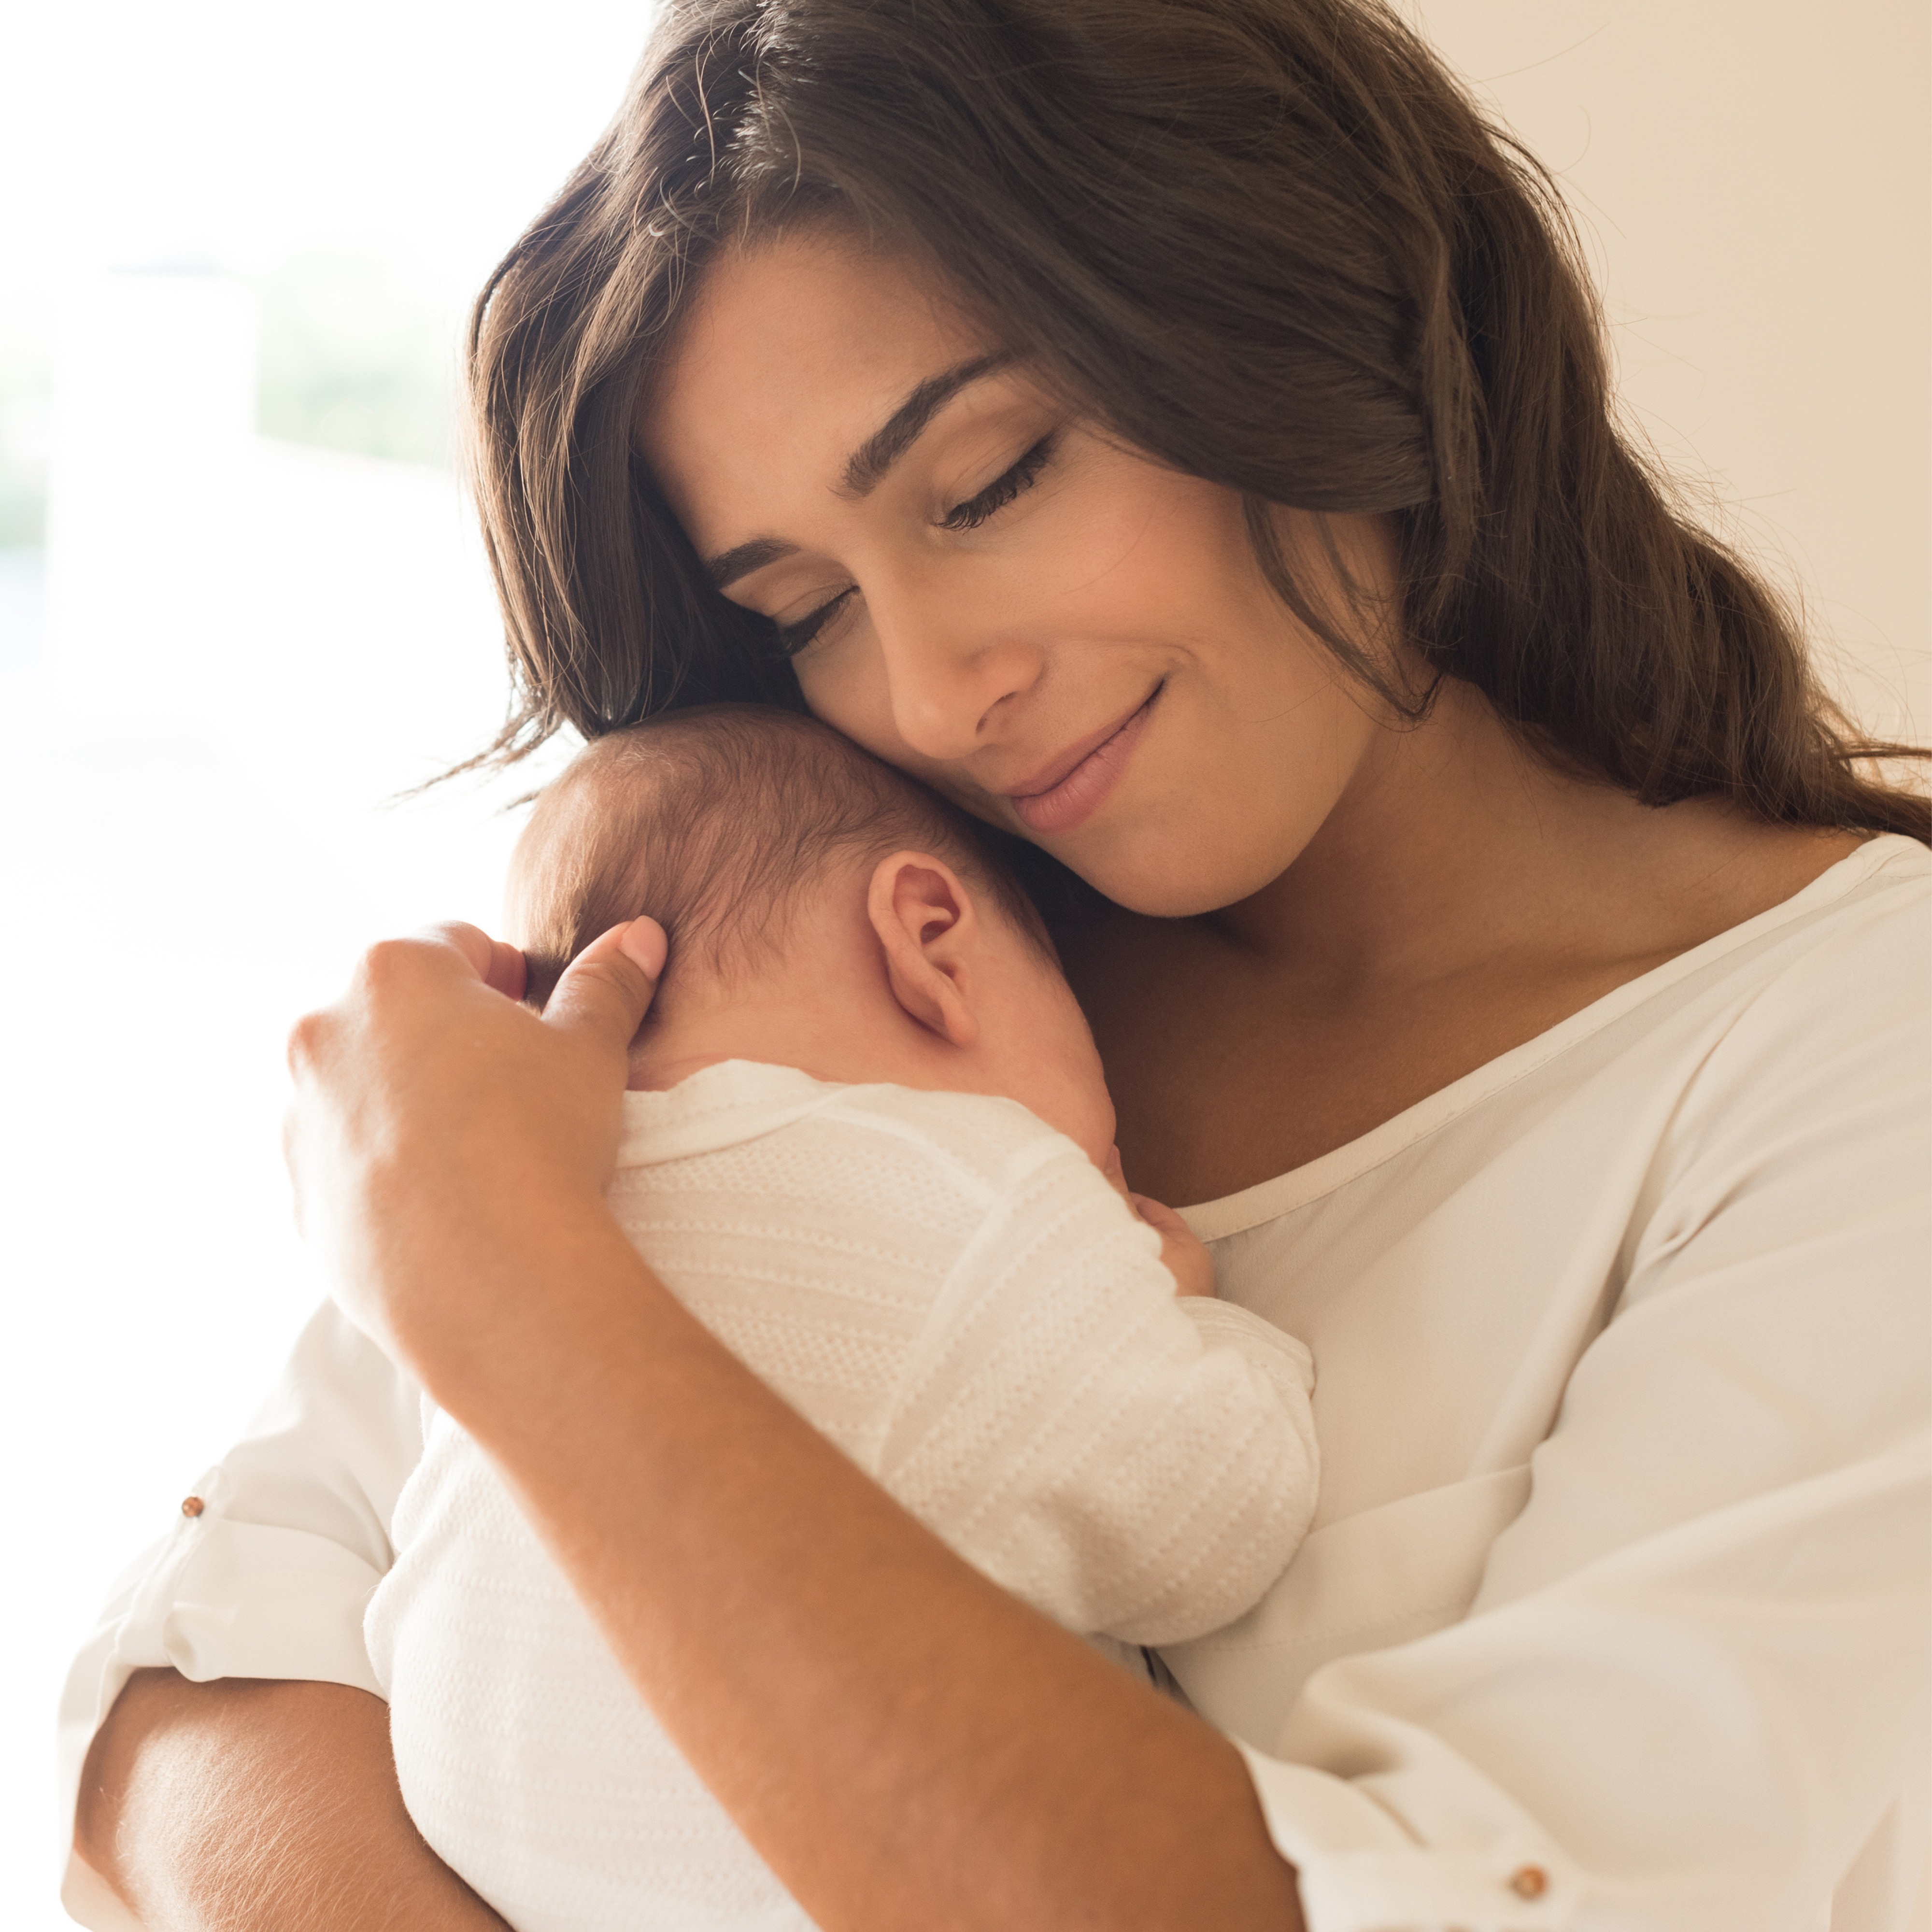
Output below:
[1537,828,1926,1084]
[1656,832,1927,1129]
[1759,828,1927,924]
[1449,828,1928,1150]
[1686,832,1927,1037]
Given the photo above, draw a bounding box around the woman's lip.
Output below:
[1004,688,1159,837]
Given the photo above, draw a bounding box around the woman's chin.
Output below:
[1061,833,1293,921]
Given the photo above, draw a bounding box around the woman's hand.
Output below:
[282,916,666,1379]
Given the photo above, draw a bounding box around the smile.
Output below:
[1002,685,1161,837]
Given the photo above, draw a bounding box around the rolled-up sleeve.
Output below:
[1237,1435,1928,1931]
[58,1301,422,1927]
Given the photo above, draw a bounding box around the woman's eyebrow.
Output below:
[705,351,1013,590]
[840,351,1011,497]
[708,535,797,590]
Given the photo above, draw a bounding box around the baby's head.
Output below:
[509,705,1116,1165]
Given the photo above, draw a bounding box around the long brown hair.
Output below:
[465,0,1927,842]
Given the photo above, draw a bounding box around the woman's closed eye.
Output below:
[939,431,1057,533]
[773,585,858,659]
[769,431,1061,658]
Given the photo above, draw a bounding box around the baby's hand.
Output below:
[1130,1193,1217,1297]
[1100,1146,1215,1297]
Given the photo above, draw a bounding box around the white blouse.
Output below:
[57,836,1931,1932]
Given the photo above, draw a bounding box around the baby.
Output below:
[364,704,1318,1932]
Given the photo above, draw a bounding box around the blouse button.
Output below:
[1509,1864,1549,1900]
[181,1496,205,1518]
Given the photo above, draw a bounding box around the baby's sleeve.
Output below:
[871,1136,1318,1646]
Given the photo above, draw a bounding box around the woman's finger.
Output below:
[400,921,528,1001]
[482,937,528,1001]
[415,920,496,979]
[542,917,667,1053]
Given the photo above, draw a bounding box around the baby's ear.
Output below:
[866,851,980,1047]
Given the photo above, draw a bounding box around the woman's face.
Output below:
[641,230,1393,918]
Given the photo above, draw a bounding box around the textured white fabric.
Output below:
[58,835,1931,1932]
[362,1070,1319,1932]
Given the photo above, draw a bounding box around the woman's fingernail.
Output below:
[618,917,668,979]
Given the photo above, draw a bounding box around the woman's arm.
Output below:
[285,923,1306,1932]
[76,1672,509,1931]
[434,1202,1299,1932]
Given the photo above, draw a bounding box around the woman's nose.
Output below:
[867,580,1043,764]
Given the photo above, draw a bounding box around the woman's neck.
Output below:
[1066,679,1862,1202]
[1209,678,1855,989]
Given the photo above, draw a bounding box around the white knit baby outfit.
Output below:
[365,1060,1318,1932]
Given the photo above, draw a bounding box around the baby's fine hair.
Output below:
[514,704,1053,1008]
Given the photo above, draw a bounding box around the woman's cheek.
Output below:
[792,630,949,791]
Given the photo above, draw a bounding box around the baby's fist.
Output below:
[1130,1193,1216,1298]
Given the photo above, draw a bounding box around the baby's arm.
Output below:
[875,1137,1317,1649]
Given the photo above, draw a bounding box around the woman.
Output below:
[65,0,1928,1927]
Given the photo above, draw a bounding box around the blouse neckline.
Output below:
[1179,834,1926,1242]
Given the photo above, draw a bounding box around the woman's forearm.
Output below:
[75,1670,510,1932]
[286,928,1302,1926]
[426,1194,1305,1932]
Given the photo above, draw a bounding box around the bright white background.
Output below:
[1,2,1925,1923]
